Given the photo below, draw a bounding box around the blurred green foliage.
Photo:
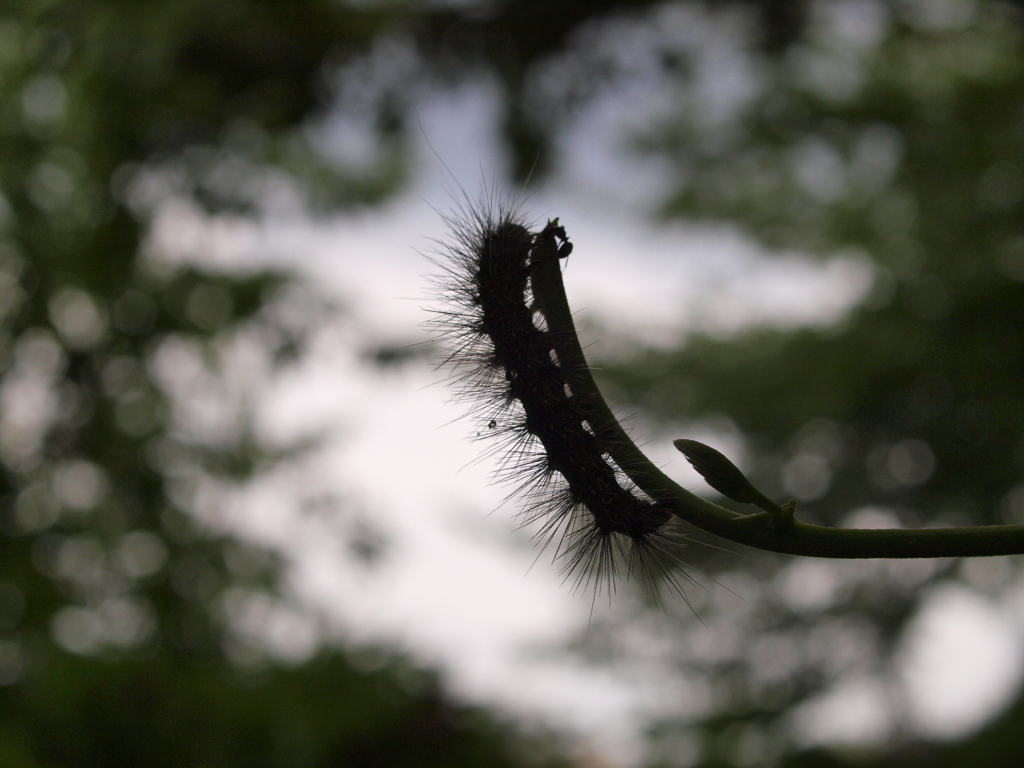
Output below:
[613,4,1024,566]
[592,3,1024,765]
[0,0,591,764]
[0,648,556,768]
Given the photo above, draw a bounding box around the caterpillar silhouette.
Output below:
[429,197,687,598]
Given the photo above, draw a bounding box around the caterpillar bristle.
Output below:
[427,192,693,602]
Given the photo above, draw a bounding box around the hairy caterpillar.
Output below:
[429,195,691,599]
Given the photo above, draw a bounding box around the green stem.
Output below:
[531,224,1024,559]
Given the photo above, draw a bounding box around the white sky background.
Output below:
[140,3,1024,765]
